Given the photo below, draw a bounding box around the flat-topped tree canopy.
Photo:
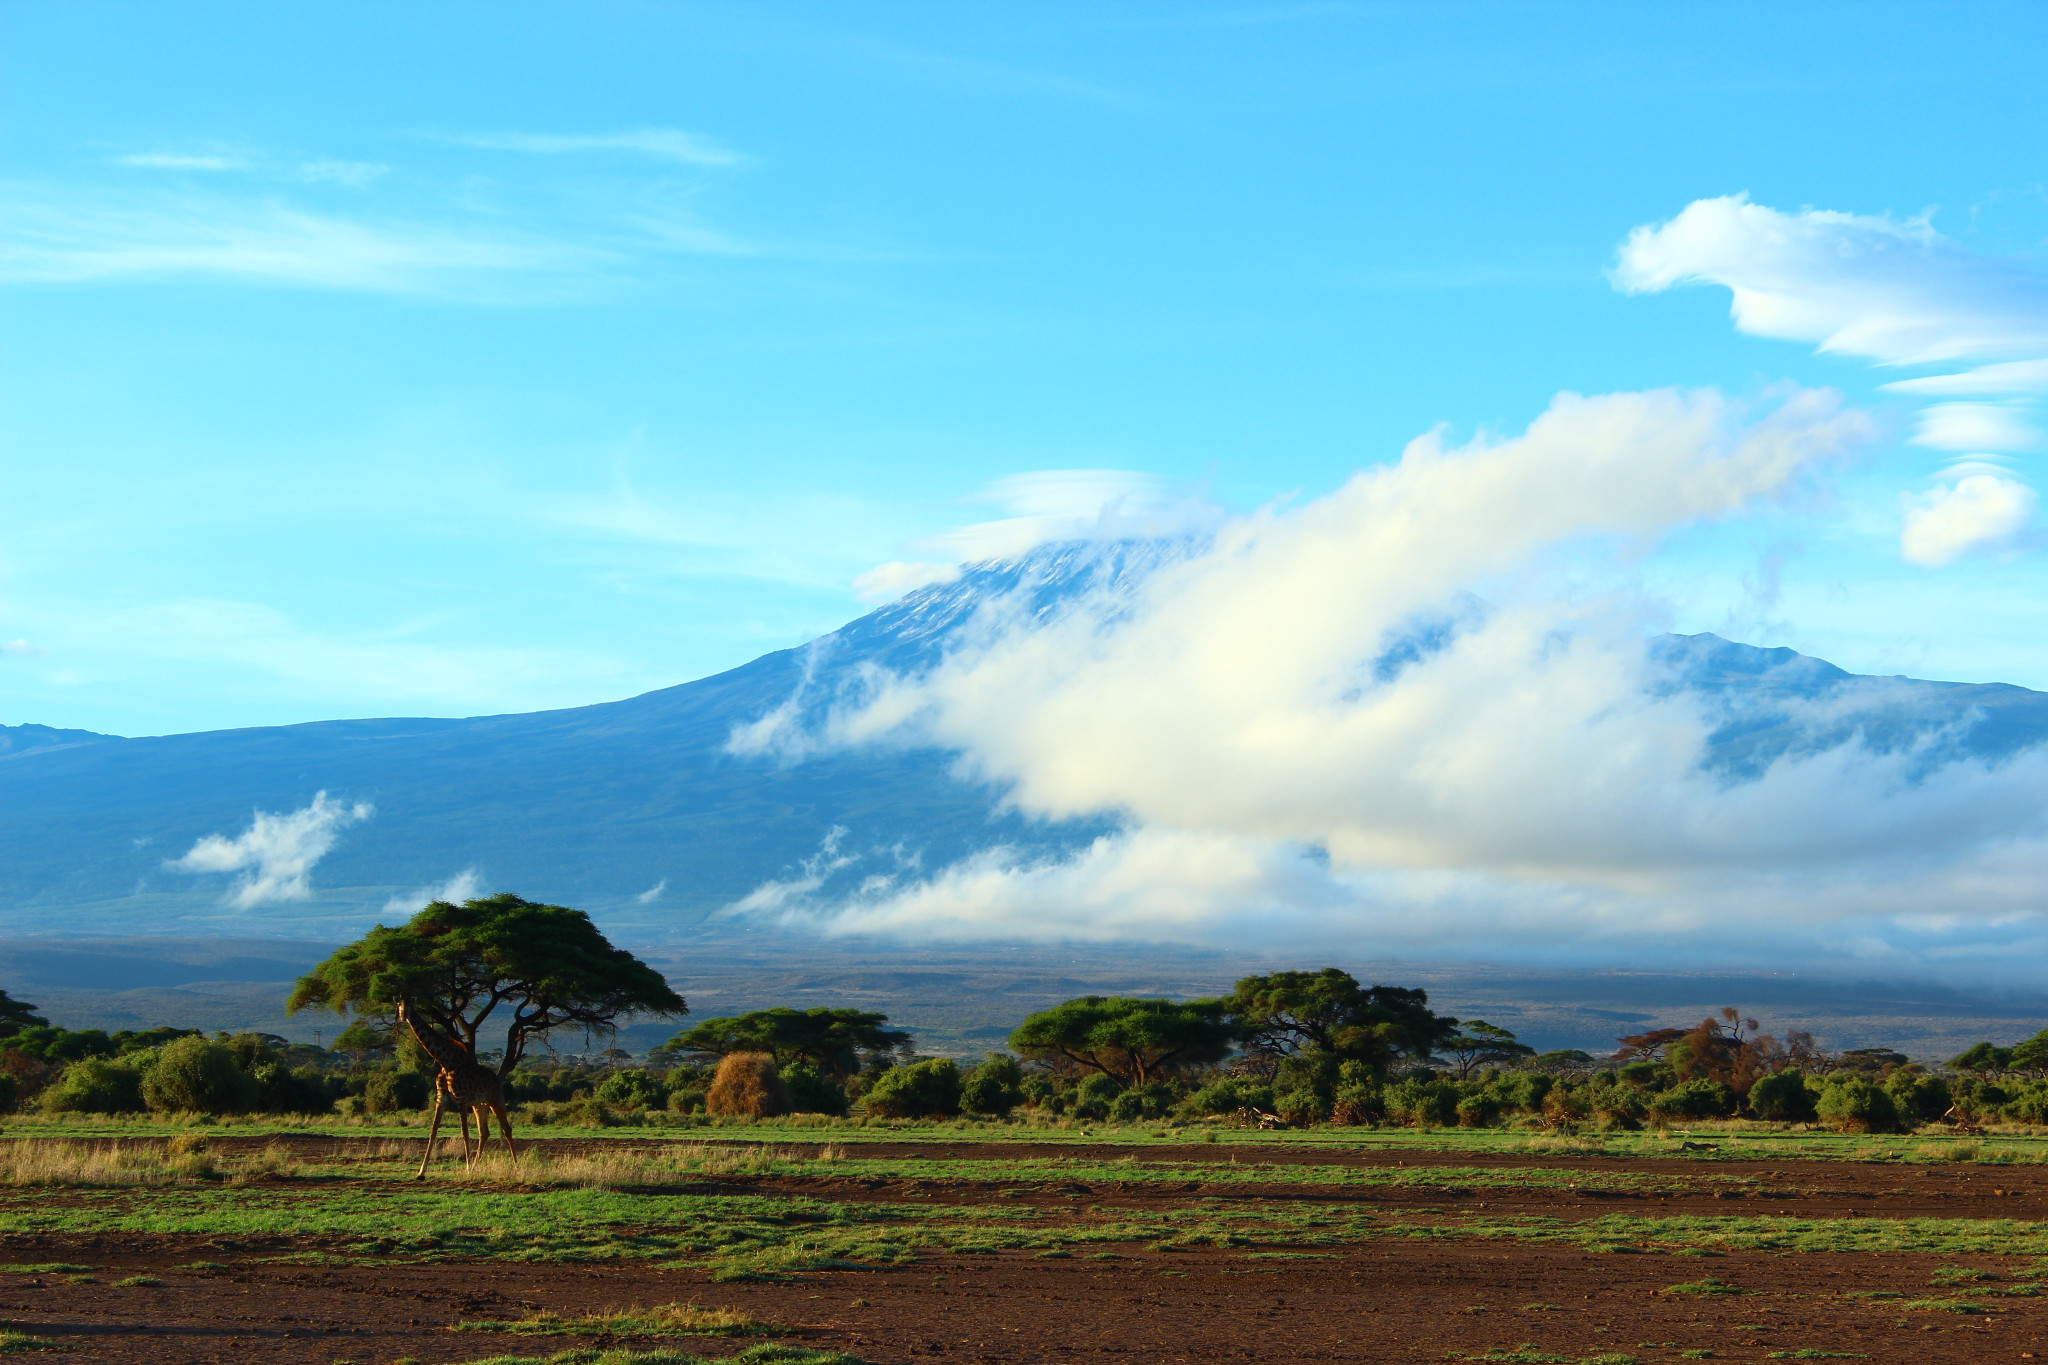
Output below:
[1227,969,1459,1075]
[1009,996,1234,1085]
[653,1006,911,1078]
[287,893,685,1077]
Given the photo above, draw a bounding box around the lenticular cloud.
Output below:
[716,385,2048,966]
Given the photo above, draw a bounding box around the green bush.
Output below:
[140,1038,258,1115]
[781,1061,850,1116]
[862,1058,963,1118]
[40,1057,147,1114]
[1108,1080,1180,1122]
[1383,1076,1460,1128]
[361,1068,432,1114]
[251,1062,340,1115]
[1816,1076,1906,1134]
[1589,1084,1646,1131]
[2002,1082,2048,1124]
[1331,1059,1381,1125]
[1179,1077,1273,1117]
[1745,1069,1817,1123]
[595,1069,669,1111]
[960,1055,1026,1117]
[1485,1071,1553,1113]
[1272,1054,1337,1125]
[1069,1072,1123,1121]
[0,1072,15,1113]
[1646,1077,1739,1122]
[1885,1070,1951,1125]
[1455,1091,1503,1127]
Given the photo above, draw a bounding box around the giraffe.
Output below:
[396,1000,516,1178]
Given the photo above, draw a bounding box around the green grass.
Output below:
[458,1303,780,1338]
[111,1274,160,1287]
[449,1349,859,1365]
[10,1109,2048,1165]
[1662,1278,1748,1296]
[0,1332,64,1354]
[0,1265,88,1275]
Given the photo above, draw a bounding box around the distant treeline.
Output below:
[3,974,2043,1135]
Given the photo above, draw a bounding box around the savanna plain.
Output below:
[6,1119,2048,1365]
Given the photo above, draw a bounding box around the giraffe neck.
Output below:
[397,1001,479,1075]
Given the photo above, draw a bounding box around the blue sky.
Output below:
[4,1,2046,737]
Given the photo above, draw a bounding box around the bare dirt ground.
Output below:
[5,1140,2048,1364]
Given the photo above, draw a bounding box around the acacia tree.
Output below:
[1226,970,1458,1078]
[651,1007,911,1078]
[287,894,686,1076]
[0,990,46,1038]
[1009,996,1233,1085]
[1434,1020,1535,1080]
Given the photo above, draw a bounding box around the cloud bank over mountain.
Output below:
[728,385,2048,973]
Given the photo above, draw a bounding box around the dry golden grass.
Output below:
[0,1139,213,1186]
[439,1141,832,1189]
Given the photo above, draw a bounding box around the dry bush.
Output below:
[705,1053,790,1119]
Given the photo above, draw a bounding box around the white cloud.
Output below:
[1901,474,2037,567]
[1616,194,2048,567]
[0,186,604,294]
[449,129,749,167]
[382,868,481,916]
[634,878,669,905]
[1910,402,2043,453]
[852,561,963,604]
[117,152,246,172]
[1613,194,2048,367]
[914,469,1223,562]
[0,638,40,658]
[1882,358,2048,397]
[722,387,2048,963]
[169,791,372,908]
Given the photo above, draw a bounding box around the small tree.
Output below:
[0,989,46,1038]
[653,1007,910,1078]
[1010,996,1232,1085]
[1226,970,1457,1077]
[1435,1021,1536,1079]
[287,894,686,1079]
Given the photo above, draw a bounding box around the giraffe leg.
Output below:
[492,1102,517,1160]
[415,1090,448,1180]
[459,1104,477,1164]
[469,1104,490,1162]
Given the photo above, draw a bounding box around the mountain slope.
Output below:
[5,541,2047,934]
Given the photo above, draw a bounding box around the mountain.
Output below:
[0,723,118,760]
[5,539,2048,935]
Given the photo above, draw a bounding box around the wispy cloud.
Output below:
[1616,194,2048,565]
[0,185,607,295]
[446,128,750,167]
[117,152,247,172]
[0,638,41,658]
[634,878,669,905]
[169,791,372,908]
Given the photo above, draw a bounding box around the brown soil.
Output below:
[6,1141,2048,1364]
